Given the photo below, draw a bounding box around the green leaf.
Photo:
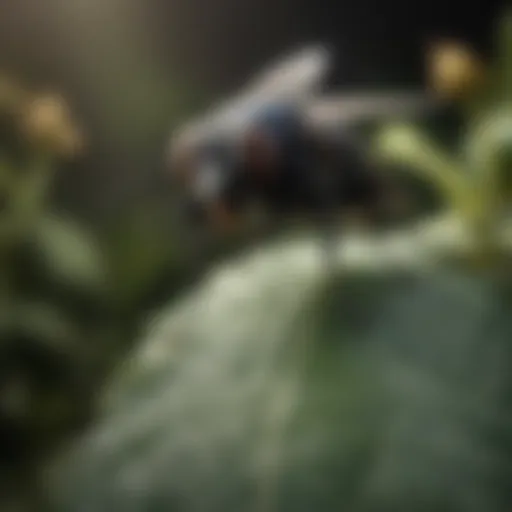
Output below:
[375,124,471,211]
[33,215,107,293]
[463,106,512,220]
[48,236,512,512]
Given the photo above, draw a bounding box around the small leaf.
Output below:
[33,215,107,293]
[463,106,512,212]
[375,124,470,211]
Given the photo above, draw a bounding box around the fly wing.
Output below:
[212,45,333,136]
[244,45,332,102]
[174,45,333,147]
[305,91,439,130]
[172,89,433,159]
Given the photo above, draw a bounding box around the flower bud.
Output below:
[20,93,85,158]
[426,40,486,100]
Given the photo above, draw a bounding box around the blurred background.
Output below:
[0,0,508,510]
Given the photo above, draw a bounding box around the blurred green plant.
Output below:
[375,9,512,265]
[0,74,194,510]
[0,81,102,510]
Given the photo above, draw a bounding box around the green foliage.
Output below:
[0,79,195,510]
[376,10,512,260]
[48,261,512,512]
[33,215,107,293]
[0,145,105,505]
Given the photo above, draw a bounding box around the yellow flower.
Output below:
[426,40,486,100]
[20,93,85,158]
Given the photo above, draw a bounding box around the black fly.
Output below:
[167,46,435,261]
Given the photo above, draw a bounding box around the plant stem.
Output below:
[12,154,55,237]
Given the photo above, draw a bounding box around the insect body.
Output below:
[168,46,435,254]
